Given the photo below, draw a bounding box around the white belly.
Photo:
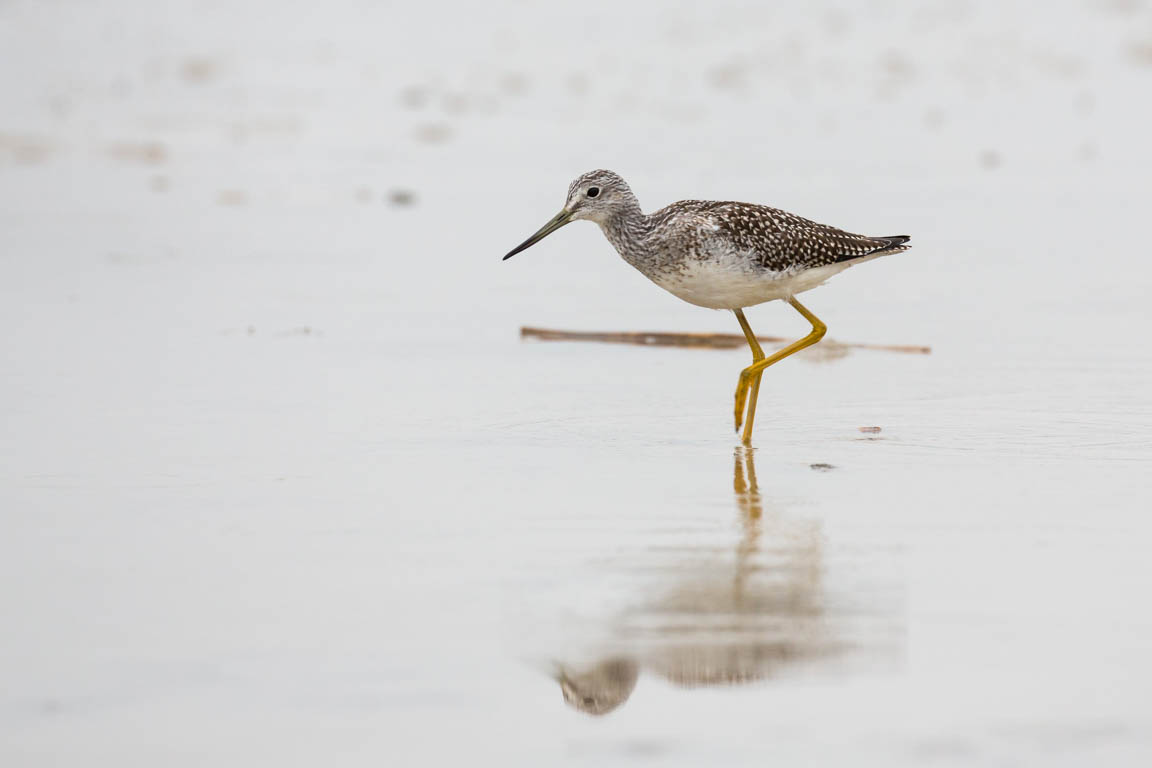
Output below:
[648,259,851,310]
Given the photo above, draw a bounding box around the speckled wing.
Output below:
[747,225,911,272]
[653,201,909,273]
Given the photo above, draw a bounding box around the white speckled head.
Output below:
[563,169,639,224]
[502,169,643,260]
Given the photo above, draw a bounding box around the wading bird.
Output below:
[502,170,910,443]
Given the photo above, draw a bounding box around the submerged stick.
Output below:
[520,326,931,355]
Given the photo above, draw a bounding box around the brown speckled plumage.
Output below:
[550,170,911,309]
[649,200,909,273]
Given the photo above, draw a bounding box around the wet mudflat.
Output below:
[2,1,1152,765]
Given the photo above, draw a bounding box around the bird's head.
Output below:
[502,169,636,260]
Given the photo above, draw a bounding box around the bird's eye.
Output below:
[586,187,600,198]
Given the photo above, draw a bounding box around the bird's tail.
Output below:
[874,235,911,252]
[833,234,911,264]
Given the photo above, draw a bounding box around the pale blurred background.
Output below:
[2,1,1151,766]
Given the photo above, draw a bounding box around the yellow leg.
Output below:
[733,308,765,434]
[733,297,827,444]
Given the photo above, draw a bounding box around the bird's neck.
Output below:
[599,203,654,266]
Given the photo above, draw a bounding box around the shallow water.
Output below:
[2,0,1152,765]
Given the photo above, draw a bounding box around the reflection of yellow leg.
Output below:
[732,446,761,521]
[733,297,827,445]
[732,446,762,603]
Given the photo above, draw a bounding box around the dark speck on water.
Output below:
[388,189,416,207]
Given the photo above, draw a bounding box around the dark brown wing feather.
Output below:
[652,200,910,272]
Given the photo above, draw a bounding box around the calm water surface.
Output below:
[3,1,1152,765]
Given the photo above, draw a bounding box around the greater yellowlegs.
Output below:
[502,170,911,443]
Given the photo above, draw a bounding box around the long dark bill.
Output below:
[502,210,572,260]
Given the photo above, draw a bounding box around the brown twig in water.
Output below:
[520,326,931,355]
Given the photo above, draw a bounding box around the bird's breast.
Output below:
[644,258,789,309]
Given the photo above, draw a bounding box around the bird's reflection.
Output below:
[553,447,839,715]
